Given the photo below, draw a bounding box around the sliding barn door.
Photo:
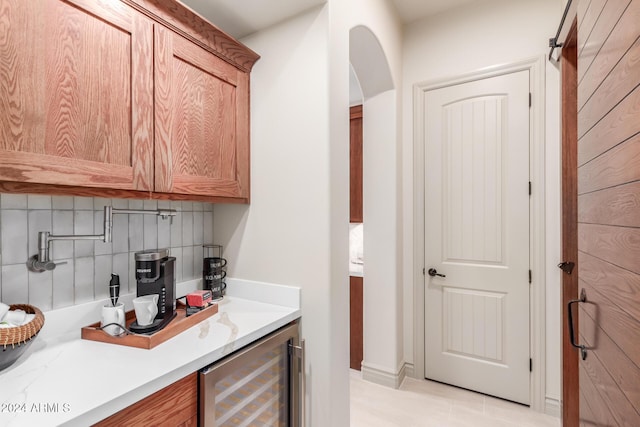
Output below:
[573,0,640,425]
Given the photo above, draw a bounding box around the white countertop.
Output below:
[0,278,301,427]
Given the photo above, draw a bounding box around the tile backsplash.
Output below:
[0,194,214,311]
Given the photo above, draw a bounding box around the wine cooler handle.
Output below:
[568,288,587,360]
[300,339,306,426]
[290,339,306,426]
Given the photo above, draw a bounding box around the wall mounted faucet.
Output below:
[27,206,177,272]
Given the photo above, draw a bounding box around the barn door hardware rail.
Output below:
[548,0,573,61]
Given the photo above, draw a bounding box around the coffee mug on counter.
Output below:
[133,294,158,326]
[101,302,126,336]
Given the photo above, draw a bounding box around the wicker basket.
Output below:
[1,304,45,348]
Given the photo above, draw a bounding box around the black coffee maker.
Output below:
[131,248,177,334]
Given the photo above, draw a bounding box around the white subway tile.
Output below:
[203,211,214,243]
[112,215,129,254]
[170,212,183,247]
[1,194,27,209]
[181,201,193,212]
[170,201,182,211]
[182,212,194,246]
[74,211,94,257]
[94,254,112,301]
[157,200,172,209]
[193,245,203,280]
[74,197,94,210]
[1,210,28,265]
[144,215,158,250]
[129,214,144,252]
[182,246,194,280]
[112,198,128,209]
[27,195,52,210]
[52,196,74,210]
[74,257,94,304]
[52,211,74,259]
[193,211,204,245]
[52,259,74,309]
[1,264,29,304]
[93,198,111,210]
[193,202,203,212]
[158,216,171,249]
[28,269,53,311]
[171,247,183,283]
[143,199,157,210]
[128,199,144,210]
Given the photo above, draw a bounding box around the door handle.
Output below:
[567,288,587,360]
[427,268,446,278]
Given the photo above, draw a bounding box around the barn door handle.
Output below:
[568,288,587,360]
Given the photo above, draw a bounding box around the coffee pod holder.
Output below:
[203,244,227,301]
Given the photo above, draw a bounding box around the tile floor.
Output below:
[350,370,561,426]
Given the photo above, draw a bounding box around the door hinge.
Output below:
[529,270,532,284]
[528,181,532,196]
[530,358,533,372]
[529,93,532,107]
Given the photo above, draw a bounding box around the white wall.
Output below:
[213,5,350,426]
[349,0,405,386]
[401,0,563,411]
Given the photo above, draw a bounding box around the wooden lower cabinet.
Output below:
[93,373,197,427]
[350,276,363,371]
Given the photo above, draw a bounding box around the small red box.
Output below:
[186,290,213,308]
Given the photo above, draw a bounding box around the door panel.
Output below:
[0,0,153,191]
[573,0,640,424]
[154,26,250,200]
[424,70,530,404]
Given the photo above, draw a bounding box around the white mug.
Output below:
[133,295,158,326]
[101,303,126,336]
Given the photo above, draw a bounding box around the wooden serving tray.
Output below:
[81,302,218,350]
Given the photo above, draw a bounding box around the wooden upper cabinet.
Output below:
[154,26,250,201]
[0,0,154,191]
[0,0,258,202]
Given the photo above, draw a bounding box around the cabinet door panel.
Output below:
[0,0,153,190]
[154,27,250,200]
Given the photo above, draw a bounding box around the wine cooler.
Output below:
[199,322,304,426]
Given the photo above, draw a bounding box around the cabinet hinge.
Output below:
[529,93,532,107]
[529,270,532,284]
[529,181,532,196]
[530,358,533,372]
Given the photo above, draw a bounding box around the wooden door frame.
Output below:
[412,56,547,411]
[560,19,579,427]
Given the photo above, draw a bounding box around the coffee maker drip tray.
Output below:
[129,312,177,335]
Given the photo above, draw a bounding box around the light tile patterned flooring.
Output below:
[350,370,561,427]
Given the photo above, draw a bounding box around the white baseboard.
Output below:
[404,362,415,379]
[545,396,561,418]
[361,363,406,389]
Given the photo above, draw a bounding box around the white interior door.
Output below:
[423,70,530,405]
